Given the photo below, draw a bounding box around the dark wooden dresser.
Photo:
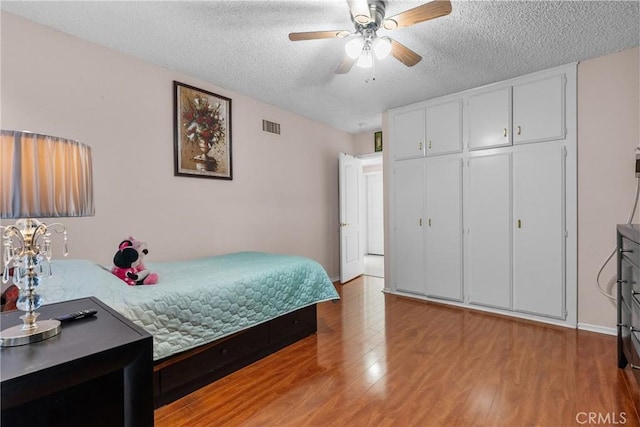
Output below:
[1,297,153,427]
[617,224,640,385]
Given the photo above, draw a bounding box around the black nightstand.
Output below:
[1,297,153,427]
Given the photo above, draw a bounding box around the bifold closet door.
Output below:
[393,160,425,295]
[467,153,512,309]
[513,146,565,319]
[425,158,462,300]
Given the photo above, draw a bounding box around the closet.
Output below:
[467,146,566,318]
[392,156,463,300]
[467,74,566,150]
[388,64,576,326]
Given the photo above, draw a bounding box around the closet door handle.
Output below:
[503,128,508,138]
[517,125,521,135]
[517,219,522,229]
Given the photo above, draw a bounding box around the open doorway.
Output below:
[361,154,384,278]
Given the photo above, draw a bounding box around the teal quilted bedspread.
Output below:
[40,252,339,360]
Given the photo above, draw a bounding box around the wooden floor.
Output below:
[155,276,640,426]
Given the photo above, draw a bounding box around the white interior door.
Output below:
[367,173,384,255]
[339,153,364,283]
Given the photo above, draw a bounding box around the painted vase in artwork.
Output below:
[194,140,217,171]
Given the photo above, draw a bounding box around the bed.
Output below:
[37,251,340,406]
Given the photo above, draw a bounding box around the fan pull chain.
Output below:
[372,55,376,81]
[365,55,376,83]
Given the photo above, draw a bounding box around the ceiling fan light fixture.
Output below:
[289,0,452,75]
[382,19,398,31]
[354,14,371,24]
[356,49,372,68]
[345,37,365,59]
[373,37,392,59]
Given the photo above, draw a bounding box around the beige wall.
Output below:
[0,12,355,277]
[353,130,380,156]
[577,47,640,329]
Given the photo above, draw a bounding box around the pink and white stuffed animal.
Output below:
[111,237,159,286]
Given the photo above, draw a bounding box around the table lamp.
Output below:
[0,130,94,347]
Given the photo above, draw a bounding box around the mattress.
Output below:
[39,252,340,360]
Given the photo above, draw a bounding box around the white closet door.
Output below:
[425,157,463,300]
[392,109,425,160]
[468,87,511,150]
[513,146,565,318]
[513,75,565,145]
[425,99,462,156]
[467,153,512,309]
[393,160,425,294]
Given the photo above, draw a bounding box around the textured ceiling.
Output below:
[2,0,639,133]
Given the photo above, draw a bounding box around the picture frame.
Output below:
[374,131,383,152]
[174,81,232,180]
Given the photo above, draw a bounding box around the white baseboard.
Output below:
[385,289,578,329]
[577,322,617,336]
[329,276,340,283]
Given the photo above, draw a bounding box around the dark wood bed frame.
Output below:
[152,304,317,408]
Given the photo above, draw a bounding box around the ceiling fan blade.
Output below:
[335,55,357,74]
[390,39,422,67]
[346,0,372,24]
[289,30,350,41]
[382,0,452,31]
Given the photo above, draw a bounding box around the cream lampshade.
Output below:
[0,130,94,346]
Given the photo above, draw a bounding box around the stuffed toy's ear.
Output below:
[119,240,134,251]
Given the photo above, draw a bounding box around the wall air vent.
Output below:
[262,120,281,135]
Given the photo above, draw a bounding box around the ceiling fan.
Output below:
[288,0,452,74]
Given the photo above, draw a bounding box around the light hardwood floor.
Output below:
[155,276,640,426]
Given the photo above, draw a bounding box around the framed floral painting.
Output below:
[174,81,232,180]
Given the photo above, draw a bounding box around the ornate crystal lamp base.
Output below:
[0,318,61,347]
